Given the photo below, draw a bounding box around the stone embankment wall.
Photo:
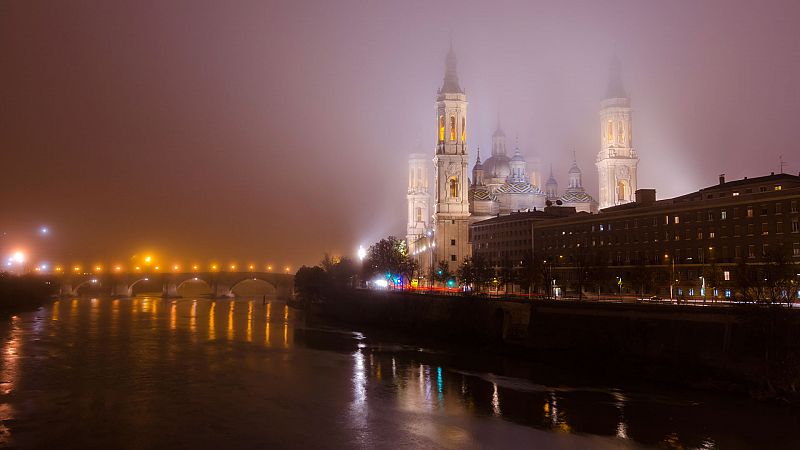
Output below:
[323,289,800,398]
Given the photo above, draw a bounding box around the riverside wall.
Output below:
[322,289,800,398]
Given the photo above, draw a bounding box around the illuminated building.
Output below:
[596,54,638,210]
[431,43,472,273]
[406,153,431,253]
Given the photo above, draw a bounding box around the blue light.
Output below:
[447,279,455,287]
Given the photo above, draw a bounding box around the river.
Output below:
[0,297,798,449]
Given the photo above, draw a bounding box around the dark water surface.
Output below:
[1,298,798,449]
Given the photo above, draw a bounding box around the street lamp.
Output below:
[664,253,675,301]
[358,245,367,262]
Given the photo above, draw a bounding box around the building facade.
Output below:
[596,55,638,210]
[532,173,800,299]
[406,153,430,252]
[432,44,471,273]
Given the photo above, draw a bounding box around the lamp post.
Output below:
[664,253,675,301]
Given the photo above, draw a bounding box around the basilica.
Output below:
[406,46,639,273]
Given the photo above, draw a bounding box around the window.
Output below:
[450,239,456,246]
[450,254,456,262]
[708,211,714,221]
[793,243,800,257]
[607,120,614,141]
[775,185,782,191]
[721,210,727,220]
[450,116,456,141]
[461,117,466,142]
[709,230,715,239]
[439,115,445,142]
[762,244,769,257]
[449,176,458,198]
[761,223,769,235]
[733,207,739,218]
[776,203,783,214]
[748,245,755,258]
[792,201,798,213]
[760,186,768,192]
[793,219,799,233]
[735,246,742,258]
[747,206,753,218]
[724,270,731,281]
[415,207,422,223]
[747,223,754,235]
[617,180,625,201]
[733,192,740,196]
[697,228,703,240]
[761,205,768,216]
[665,215,670,225]
[777,222,784,234]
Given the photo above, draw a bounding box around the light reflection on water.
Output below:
[0,298,797,449]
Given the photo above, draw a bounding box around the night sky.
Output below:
[1,0,799,268]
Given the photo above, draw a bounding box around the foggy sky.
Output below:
[1,0,799,268]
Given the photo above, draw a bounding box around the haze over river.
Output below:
[1,297,798,449]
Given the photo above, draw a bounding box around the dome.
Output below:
[568,162,581,174]
[482,155,511,179]
[511,148,525,163]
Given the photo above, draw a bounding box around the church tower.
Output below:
[596,54,638,210]
[433,43,471,272]
[406,153,430,252]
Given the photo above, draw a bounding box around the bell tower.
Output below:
[406,153,430,252]
[433,43,470,272]
[596,54,638,210]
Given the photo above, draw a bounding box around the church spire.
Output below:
[605,53,627,99]
[439,41,463,94]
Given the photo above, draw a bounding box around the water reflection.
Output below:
[1,298,798,449]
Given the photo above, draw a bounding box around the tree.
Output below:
[361,236,413,286]
[294,266,329,304]
[457,254,494,294]
[432,260,452,287]
[518,250,544,296]
[498,258,518,295]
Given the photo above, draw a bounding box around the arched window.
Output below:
[618,121,625,143]
[450,116,456,141]
[415,207,422,223]
[607,120,614,141]
[416,167,422,186]
[449,176,458,198]
[461,117,466,142]
[617,180,626,201]
[439,116,445,142]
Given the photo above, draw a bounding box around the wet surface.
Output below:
[1,297,798,449]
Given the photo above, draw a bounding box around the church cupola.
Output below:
[491,123,507,156]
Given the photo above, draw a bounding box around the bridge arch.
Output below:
[175,277,212,297]
[228,277,278,298]
[73,279,101,295]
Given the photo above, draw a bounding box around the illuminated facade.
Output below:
[432,44,472,273]
[596,55,638,210]
[406,153,430,253]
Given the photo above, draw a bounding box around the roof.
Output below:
[439,45,464,94]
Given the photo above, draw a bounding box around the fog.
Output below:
[1,0,798,267]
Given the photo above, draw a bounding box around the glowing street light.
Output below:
[39,226,48,235]
[94,266,102,272]
[267,265,273,271]
[284,266,291,273]
[173,265,180,271]
[12,251,25,264]
[357,245,367,262]
[115,266,122,272]
[144,255,152,264]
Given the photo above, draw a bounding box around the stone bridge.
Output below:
[51,271,294,299]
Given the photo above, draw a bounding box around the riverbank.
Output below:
[318,288,800,403]
[0,273,55,316]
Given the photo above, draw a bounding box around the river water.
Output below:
[1,297,798,449]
